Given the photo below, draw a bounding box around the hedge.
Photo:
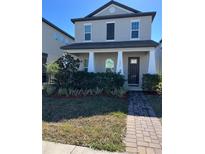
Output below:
[70,71,125,90]
[142,74,162,94]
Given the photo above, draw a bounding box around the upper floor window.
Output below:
[107,23,115,40]
[131,21,139,39]
[84,24,92,41]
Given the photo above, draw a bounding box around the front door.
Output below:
[128,57,140,85]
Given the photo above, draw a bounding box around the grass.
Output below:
[144,93,162,119]
[42,96,128,152]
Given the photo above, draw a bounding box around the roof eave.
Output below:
[71,12,156,23]
[42,18,75,40]
[60,41,159,50]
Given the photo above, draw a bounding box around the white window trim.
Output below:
[106,21,115,41]
[130,20,140,40]
[84,23,92,42]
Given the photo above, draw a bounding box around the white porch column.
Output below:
[116,51,124,75]
[88,51,95,72]
[148,49,157,74]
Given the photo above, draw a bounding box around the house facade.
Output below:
[42,18,74,82]
[155,40,162,75]
[42,18,74,64]
[61,0,159,89]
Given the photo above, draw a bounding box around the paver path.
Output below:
[124,92,162,154]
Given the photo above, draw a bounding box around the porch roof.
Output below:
[61,40,158,50]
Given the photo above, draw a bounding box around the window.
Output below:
[131,59,138,64]
[107,23,115,40]
[131,21,139,39]
[84,58,88,72]
[105,58,114,72]
[84,24,91,41]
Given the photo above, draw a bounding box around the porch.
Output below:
[66,47,157,90]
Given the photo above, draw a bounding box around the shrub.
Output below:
[58,88,68,96]
[156,82,162,94]
[106,88,127,97]
[54,53,80,88]
[67,88,103,97]
[142,74,162,93]
[43,84,57,96]
[71,72,125,90]
[47,63,59,83]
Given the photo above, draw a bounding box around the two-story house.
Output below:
[61,0,159,89]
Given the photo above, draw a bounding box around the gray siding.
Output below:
[74,16,152,43]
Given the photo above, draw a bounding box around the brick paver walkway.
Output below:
[124,92,162,154]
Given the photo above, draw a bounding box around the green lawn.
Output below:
[42,96,128,152]
[144,94,162,119]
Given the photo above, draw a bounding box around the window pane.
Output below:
[84,59,88,67]
[107,23,115,40]
[132,22,139,30]
[131,59,138,64]
[132,31,139,38]
[85,25,91,33]
[105,58,114,72]
[85,33,91,40]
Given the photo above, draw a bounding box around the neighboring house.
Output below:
[42,18,74,82]
[42,18,75,64]
[61,0,159,89]
[155,39,162,75]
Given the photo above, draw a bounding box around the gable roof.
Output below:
[61,40,159,50]
[42,18,75,40]
[85,0,141,18]
[71,0,156,23]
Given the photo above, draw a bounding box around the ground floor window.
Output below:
[84,58,88,72]
[105,58,114,72]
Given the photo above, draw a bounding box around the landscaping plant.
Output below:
[55,53,80,88]
[142,74,162,93]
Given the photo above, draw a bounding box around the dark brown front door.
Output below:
[128,57,140,84]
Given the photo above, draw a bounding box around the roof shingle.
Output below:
[61,40,159,50]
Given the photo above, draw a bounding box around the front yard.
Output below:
[42,96,128,152]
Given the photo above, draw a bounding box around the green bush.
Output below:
[156,82,162,94]
[43,84,57,96]
[142,74,162,93]
[54,53,80,88]
[47,63,59,83]
[58,88,68,96]
[66,88,103,97]
[71,72,125,90]
[106,88,127,98]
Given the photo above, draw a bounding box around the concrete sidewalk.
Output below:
[43,141,126,154]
